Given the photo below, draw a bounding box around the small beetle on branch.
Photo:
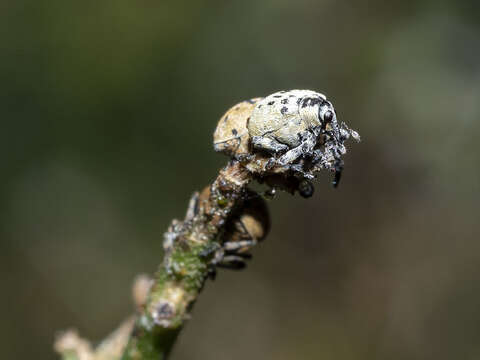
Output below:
[214,89,359,183]
[55,90,360,360]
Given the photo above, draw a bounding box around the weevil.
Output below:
[214,90,359,184]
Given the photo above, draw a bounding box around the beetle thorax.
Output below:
[298,103,322,129]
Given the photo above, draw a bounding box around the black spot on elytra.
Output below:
[258,104,262,108]
[289,94,295,98]
[223,115,229,123]
[267,101,275,105]
[273,95,282,98]
[232,128,238,135]
[280,106,288,115]
[281,98,288,104]
[301,97,323,108]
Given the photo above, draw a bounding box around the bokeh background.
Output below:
[2,0,480,359]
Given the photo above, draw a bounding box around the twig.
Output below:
[122,162,253,359]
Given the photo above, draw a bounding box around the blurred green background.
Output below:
[1,0,480,359]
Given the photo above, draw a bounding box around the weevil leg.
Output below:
[277,131,317,166]
[223,239,258,253]
[184,191,199,221]
[199,243,221,260]
[225,252,252,260]
[287,163,315,179]
[312,149,323,163]
[217,255,248,270]
[312,148,336,170]
[251,135,289,154]
[277,146,304,165]
[332,161,343,188]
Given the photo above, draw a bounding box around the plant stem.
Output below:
[121,162,252,359]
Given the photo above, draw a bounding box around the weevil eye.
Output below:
[323,110,333,123]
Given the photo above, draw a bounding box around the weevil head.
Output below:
[317,98,360,144]
[318,99,339,136]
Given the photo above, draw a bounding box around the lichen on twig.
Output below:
[55,90,360,360]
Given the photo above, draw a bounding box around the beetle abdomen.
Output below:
[213,98,263,157]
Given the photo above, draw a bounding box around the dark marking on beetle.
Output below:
[296,98,302,105]
[267,101,275,105]
[289,94,295,98]
[281,98,288,104]
[258,104,262,108]
[273,95,282,98]
[232,128,238,136]
[280,106,288,115]
[246,99,255,104]
[223,115,229,123]
[301,97,322,108]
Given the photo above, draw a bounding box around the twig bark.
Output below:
[56,162,257,360]
[121,162,252,359]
